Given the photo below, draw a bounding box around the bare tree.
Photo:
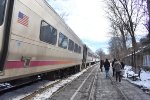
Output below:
[46,0,69,21]
[96,48,106,60]
[59,12,69,21]
[105,0,145,72]
[108,36,124,59]
[107,15,128,52]
[147,0,150,39]
[140,0,150,40]
[106,0,145,49]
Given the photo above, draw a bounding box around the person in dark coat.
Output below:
[112,58,117,77]
[104,59,110,78]
[100,60,104,72]
[120,61,125,69]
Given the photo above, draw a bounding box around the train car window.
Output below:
[68,39,74,51]
[40,21,57,45]
[0,0,6,25]
[74,43,78,53]
[58,32,68,49]
[78,46,81,53]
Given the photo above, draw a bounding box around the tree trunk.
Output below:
[147,0,150,40]
[131,34,137,73]
[131,35,137,50]
[120,28,127,51]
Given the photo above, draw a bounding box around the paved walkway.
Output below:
[98,67,150,100]
[50,65,150,100]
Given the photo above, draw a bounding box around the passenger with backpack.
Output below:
[114,60,122,82]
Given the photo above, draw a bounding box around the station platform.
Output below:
[50,64,150,100]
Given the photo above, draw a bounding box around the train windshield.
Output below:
[0,0,6,25]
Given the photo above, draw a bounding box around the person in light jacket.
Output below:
[114,61,122,82]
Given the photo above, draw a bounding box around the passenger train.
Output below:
[0,0,99,83]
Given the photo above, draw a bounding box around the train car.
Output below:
[82,45,100,67]
[0,0,84,83]
[93,54,100,62]
[86,47,95,66]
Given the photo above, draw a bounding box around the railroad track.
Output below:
[1,64,128,100]
[21,80,60,100]
[87,66,98,100]
[21,75,83,100]
[109,76,129,100]
[21,64,128,100]
[21,64,98,100]
[0,79,40,95]
[49,64,98,100]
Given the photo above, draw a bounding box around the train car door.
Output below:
[0,0,14,72]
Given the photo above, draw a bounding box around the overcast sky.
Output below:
[47,0,148,54]
[47,0,111,53]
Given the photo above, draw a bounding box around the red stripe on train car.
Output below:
[30,61,73,67]
[5,61,24,69]
[5,60,75,69]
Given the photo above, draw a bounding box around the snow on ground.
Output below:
[32,66,92,100]
[0,80,58,100]
[0,83,12,88]
[123,65,150,91]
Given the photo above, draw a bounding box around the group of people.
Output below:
[100,58,125,82]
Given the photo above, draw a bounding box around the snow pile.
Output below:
[0,83,12,88]
[132,70,150,89]
[33,66,91,100]
[123,65,133,78]
[123,65,150,90]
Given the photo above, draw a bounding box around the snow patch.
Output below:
[32,66,92,100]
[123,65,150,90]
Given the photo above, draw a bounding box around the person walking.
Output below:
[112,58,117,77]
[120,61,125,69]
[100,60,104,72]
[104,59,110,78]
[114,60,122,82]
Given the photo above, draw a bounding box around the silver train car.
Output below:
[0,0,99,83]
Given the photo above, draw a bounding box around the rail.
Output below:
[109,76,129,100]
[88,67,98,100]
